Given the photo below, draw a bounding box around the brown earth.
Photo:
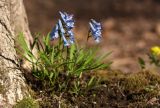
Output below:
[32,71,160,108]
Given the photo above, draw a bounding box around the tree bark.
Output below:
[0,0,32,107]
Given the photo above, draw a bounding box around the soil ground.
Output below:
[29,71,160,108]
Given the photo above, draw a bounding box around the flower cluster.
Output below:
[50,11,75,46]
[89,19,102,43]
[59,12,75,44]
[50,11,102,46]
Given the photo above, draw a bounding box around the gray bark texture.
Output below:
[0,0,33,107]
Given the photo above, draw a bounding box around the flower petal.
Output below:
[50,24,59,40]
[58,19,70,46]
[58,20,65,33]
[59,11,74,29]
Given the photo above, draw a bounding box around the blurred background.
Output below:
[24,0,160,72]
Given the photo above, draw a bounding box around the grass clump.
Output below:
[17,31,111,96]
[14,97,39,108]
[17,13,112,107]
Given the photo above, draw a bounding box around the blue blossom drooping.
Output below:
[89,19,102,43]
[50,11,75,46]
[59,11,74,29]
[50,24,59,40]
[59,11,75,44]
[58,20,70,46]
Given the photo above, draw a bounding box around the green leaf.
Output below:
[87,76,95,88]
[18,32,30,51]
[39,52,51,65]
[69,44,76,60]
[31,36,39,50]
[50,47,55,64]
[138,57,146,69]
[49,72,54,80]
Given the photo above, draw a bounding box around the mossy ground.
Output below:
[22,70,160,108]
[0,83,4,94]
[14,97,39,108]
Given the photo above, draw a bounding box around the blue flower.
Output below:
[50,24,59,40]
[59,11,74,29]
[50,11,75,45]
[91,19,102,30]
[58,20,70,46]
[59,11,75,44]
[89,19,102,43]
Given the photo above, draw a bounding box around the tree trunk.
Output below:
[0,0,32,107]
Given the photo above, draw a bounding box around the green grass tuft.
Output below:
[14,97,39,108]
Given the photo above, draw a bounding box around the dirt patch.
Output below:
[27,70,160,107]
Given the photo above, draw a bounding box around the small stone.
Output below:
[147,97,158,105]
[93,101,97,104]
